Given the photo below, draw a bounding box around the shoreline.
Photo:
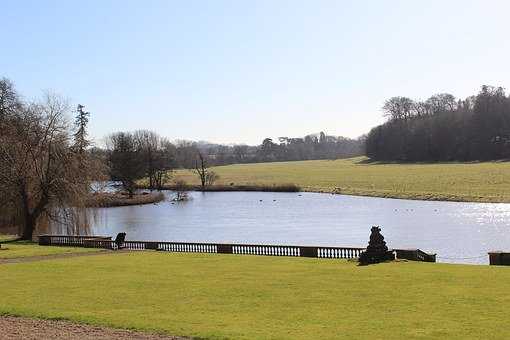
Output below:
[303,187,508,204]
[137,183,301,193]
[137,184,509,204]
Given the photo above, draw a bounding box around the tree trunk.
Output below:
[19,181,48,241]
[20,183,35,240]
[127,184,135,198]
[200,175,205,190]
[21,214,35,241]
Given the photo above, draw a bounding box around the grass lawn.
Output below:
[1,251,509,339]
[0,239,101,259]
[0,235,16,242]
[166,156,510,202]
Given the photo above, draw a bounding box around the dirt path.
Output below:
[0,250,123,265]
[0,316,188,339]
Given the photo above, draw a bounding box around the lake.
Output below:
[54,191,510,264]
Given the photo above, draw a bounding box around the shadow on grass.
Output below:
[354,157,510,165]
[0,237,24,244]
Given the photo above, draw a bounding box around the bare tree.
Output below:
[382,97,415,120]
[0,86,100,240]
[134,130,175,190]
[106,132,144,197]
[205,171,219,186]
[233,144,248,162]
[173,179,189,201]
[426,93,457,114]
[193,151,218,189]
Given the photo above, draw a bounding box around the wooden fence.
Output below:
[38,235,365,259]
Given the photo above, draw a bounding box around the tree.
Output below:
[0,78,21,120]
[205,171,219,186]
[134,130,175,190]
[173,179,189,201]
[366,85,510,162]
[73,104,90,153]
[233,144,248,162]
[175,140,199,168]
[382,97,415,120]
[0,84,99,240]
[426,93,457,114]
[106,132,145,197]
[260,138,276,160]
[193,151,218,189]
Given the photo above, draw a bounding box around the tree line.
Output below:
[103,130,364,193]
[103,131,364,170]
[366,86,510,161]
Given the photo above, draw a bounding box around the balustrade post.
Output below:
[299,246,318,258]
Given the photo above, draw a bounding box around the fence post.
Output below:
[217,244,233,254]
[488,252,510,265]
[39,235,51,246]
[145,242,159,250]
[299,246,318,258]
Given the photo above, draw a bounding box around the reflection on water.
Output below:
[50,191,510,264]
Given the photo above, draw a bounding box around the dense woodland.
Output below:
[366,86,510,161]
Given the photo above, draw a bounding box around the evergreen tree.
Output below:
[74,104,90,153]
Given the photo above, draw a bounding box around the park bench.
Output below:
[113,232,126,250]
[82,233,125,250]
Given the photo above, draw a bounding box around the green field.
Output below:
[169,157,510,202]
[0,238,100,259]
[1,250,509,339]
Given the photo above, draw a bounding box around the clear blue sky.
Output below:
[2,0,510,145]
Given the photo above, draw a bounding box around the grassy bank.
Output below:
[0,238,101,259]
[0,251,509,339]
[86,192,165,207]
[149,183,300,192]
[163,157,510,202]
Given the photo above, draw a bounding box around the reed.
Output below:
[85,192,165,207]
[140,183,301,193]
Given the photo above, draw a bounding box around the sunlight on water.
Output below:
[52,191,510,265]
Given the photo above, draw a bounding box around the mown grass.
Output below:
[164,156,510,202]
[0,240,101,259]
[0,235,16,242]
[0,251,509,339]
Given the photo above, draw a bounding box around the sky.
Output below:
[2,0,510,145]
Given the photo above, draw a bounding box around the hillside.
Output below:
[167,157,510,202]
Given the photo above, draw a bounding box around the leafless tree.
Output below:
[426,93,457,114]
[0,82,101,240]
[233,144,248,162]
[106,132,144,197]
[193,151,218,189]
[382,96,415,120]
[205,171,219,186]
[134,130,175,190]
[173,179,189,201]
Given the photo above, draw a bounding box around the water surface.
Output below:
[55,191,510,264]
